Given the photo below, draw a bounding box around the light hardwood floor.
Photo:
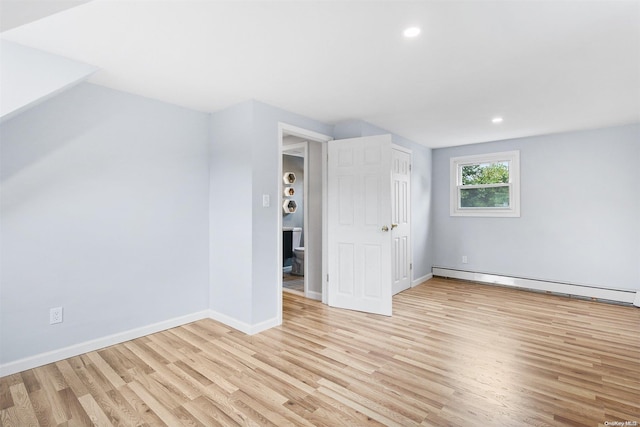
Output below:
[1,277,639,426]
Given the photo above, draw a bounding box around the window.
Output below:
[450,150,520,217]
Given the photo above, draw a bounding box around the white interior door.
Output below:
[327,135,392,316]
[391,148,411,295]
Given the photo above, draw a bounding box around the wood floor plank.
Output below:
[128,371,187,411]
[18,371,40,395]
[174,402,219,427]
[231,388,315,427]
[26,389,58,427]
[228,390,287,427]
[6,383,40,427]
[213,341,316,397]
[58,387,94,427]
[103,387,148,427]
[174,352,239,395]
[0,379,13,411]
[77,393,114,427]
[304,391,386,426]
[182,394,243,426]
[251,351,322,391]
[0,406,31,427]
[1,277,638,426]
[54,360,89,399]
[32,366,69,424]
[85,351,127,390]
[127,380,183,426]
[317,378,417,426]
[117,383,165,426]
[92,348,133,384]
[335,366,430,423]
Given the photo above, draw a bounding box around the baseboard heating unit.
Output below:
[432,267,640,307]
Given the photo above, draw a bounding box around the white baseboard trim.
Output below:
[1,308,285,378]
[412,273,433,288]
[246,316,282,335]
[206,310,281,336]
[305,290,322,301]
[0,310,210,378]
[432,267,638,305]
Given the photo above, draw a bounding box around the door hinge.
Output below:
[409,164,412,171]
[327,274,329,282]
[410,263,413,270]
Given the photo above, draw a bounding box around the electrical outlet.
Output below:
[50,307,63,324]
[462,255,468,264]
[262,194,270,207]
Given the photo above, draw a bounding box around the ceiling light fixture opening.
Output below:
[403,27,421,38]
[492,117,504,124]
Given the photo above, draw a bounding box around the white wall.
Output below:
[0,40,97,122]
[0,83,210,365]
[208,100,333,330]
[209,102,254,325]
[432,124,640,291]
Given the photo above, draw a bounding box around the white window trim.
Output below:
[450,150,520,217]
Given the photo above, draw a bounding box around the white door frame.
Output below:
[277,123,332,321]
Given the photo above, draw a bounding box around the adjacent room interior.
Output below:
[1,1,639,425]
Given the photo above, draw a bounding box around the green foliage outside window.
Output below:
[460,162,510,208]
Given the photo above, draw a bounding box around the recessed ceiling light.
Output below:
[492,117,503,124]
[403,27,421,38]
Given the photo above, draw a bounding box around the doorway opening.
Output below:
[277,125,413,322]
[278,124,332,312]
[282,141,306,296]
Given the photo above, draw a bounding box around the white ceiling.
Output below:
[0,0,92,32]
[1,0,639,148]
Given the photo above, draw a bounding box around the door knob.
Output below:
[391,223,398,229]
[381,225,389,232]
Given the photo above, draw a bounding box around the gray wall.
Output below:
[0,83,211,364]
[432,123,640,291]
[334,120,434,282]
